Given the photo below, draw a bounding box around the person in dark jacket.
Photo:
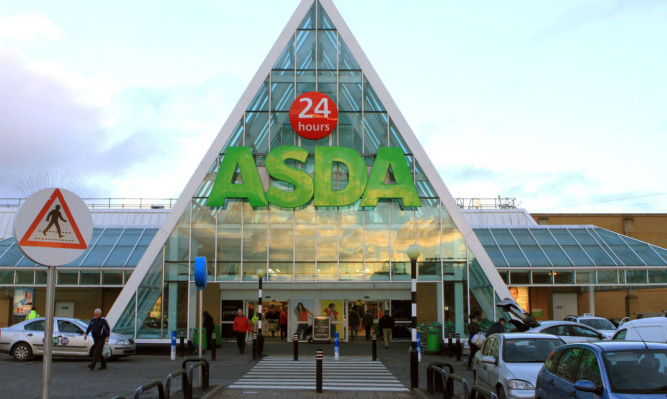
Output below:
[467,315,481,370]
[378,312,395,348]
[362,310,374,340]
[486,318,506,336]
[203,311,215,352]
[85,308,110,370]
[348,306,361,339]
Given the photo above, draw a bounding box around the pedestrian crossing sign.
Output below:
[14,188,93,266]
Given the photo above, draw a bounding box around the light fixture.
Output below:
[407,244,420,260]
[257,268,266,278]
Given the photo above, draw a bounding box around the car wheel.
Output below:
[12,342,33,361]
[497,386,507,399]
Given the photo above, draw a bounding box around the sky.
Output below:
[0,0,665,213]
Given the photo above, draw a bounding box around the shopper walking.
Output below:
[362,310,374,340]
[486,318,506,336]
[279,306,288,339]
[84,308,110,370]
[348,306,360,339]
[202,311,215,353]
[467,314,481,370]
[378,312,395,348]
[233,309,251,354]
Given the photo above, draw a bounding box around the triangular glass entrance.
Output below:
[108,0,510,339]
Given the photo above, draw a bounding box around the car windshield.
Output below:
[580,318,615,330]
[602,349,667,394]
[503,338,563,363]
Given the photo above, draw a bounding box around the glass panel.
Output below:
[243,202,267,263]
[416,199,440,278]
[561,246,594,266]
[295,206,316,281]
[554,271,573,284]
[245,111,270,154]
[222,121,244,153]
[218,199,242,263]
[338,36,359,70]
[576,270,595,284]
[542,246,572,267]
[296,29,315,69]
[102,272,123,285]
[581,245,615,266]
[269,261,293,282]
[104,246,133,267]
[79,272,100,285]
[493,229,518,245]
[607,245,644,266]
[0,270,14,285]
[621,236,667,265]
[363,112,387,155]
[338,71,362,112]
[57,271,78,285]
[499,246,530,267]
[17,255,38,266]
[530,229,558,246]
[191,198,216,279]
[339,203,363,263]
[522,246,551,267]
[194,160,217,198]
[442,213,467,262]
[15,270,34,285]
[512,229,538,245]
[271,70,295,110]
[593,228,626,245]
[1,245,26,266]
[297,3,315,29]
[317,208,337,262]
[317,29,337,70]
[648,269,667,284]
[364,77,385,112]
[270,112,296,148]
[389,119,408,152]
[35,270,46,285]
[366,261,390,281]
[551,229,577,246]
[474,229,496,246]
[391,262,409,281]
[318,2,334,29]
[597,270,617,284]
[339,262,363,281]
[317,261,337,281]
[484,245,508,267]
[113,293,136,335]
[273,35,295,70]
[269,206,294,263]
[338,112,363,153]
[81,246,113,267]
[569,229,598,245]
[390,200,414,264]
[414,161,437,198]
[296,70,316,97]
[626,270,647,284]
[532,271,553,284]
[510,271,531,285]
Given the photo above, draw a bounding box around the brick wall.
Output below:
[416,282,437,324]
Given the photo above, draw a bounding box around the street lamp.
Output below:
[257,268,265,358]
[407,245,420,390]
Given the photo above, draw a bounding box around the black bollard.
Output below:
[410,346,418,389]
[447,332,453,357]
[294,334,299,361]
[211,332,217,361]
[179,332,185,357]
[455,333,461,361]
[316,349,323,393]
[252,332,258,360]
[187,339,193,355]
[371,333,377,361]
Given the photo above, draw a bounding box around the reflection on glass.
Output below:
[191,198,215,279]
[317,262,337,281]
[390,200,414,263]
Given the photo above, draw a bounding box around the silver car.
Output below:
[564,315,618,339]
[473,333,565,399]
[0,317,135,361]
[496,300,605,344]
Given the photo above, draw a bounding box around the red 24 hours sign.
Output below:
[289,92,338,140]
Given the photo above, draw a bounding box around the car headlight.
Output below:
[508,380,534,390]
[115,339,129,345]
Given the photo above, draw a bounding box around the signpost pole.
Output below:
[42,265,56,399]
[198,287,203,387]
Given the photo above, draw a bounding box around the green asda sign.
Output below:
[206,146,421,208]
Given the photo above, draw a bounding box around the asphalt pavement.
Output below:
[0,337,474,398]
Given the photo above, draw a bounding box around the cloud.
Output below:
[0,13,62,42]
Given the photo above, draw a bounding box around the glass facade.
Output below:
[113,1,504,339]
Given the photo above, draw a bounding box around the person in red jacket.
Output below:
[233,308,251,354]
[279,306,288,340]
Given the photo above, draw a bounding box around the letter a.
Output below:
[314,147,367,207]
[206,146,268,207]
[360,147,421,207]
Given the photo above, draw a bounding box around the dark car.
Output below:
[535,341,667,398]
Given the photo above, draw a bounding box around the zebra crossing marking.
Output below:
[229,356,408,391]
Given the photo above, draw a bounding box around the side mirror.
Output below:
[574,380,600,394]
[481,355,497,365]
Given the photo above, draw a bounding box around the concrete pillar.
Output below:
[589,286,595,315]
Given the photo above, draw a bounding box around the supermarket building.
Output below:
[1,0,666,342]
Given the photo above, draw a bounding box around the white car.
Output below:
[0,317,135,361]
[473,333,565,399]
[564,314,617,339]
[612,316,667,343]
[496,300,605,344]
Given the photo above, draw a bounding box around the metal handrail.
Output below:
[132,380,165,399]
[426,362,454,393]
[164,369,189,399]
[470,385,499,399]
[0,197,177,209]
[446,372,470,399]
[182,358,210,392]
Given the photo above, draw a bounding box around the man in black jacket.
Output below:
[85,308,110,370]
[486,318,506,336]
[378,312,395,348]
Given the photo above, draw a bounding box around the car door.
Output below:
[475,336,493,386]
[23,320,45,355]
[542,325,573,343]
[569,325,603,343]
[478,336,500,389]
[571,349,603,399]
[545,347,583,398]
[56,320,89,356]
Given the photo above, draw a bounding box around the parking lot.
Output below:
[0,340,473,399]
